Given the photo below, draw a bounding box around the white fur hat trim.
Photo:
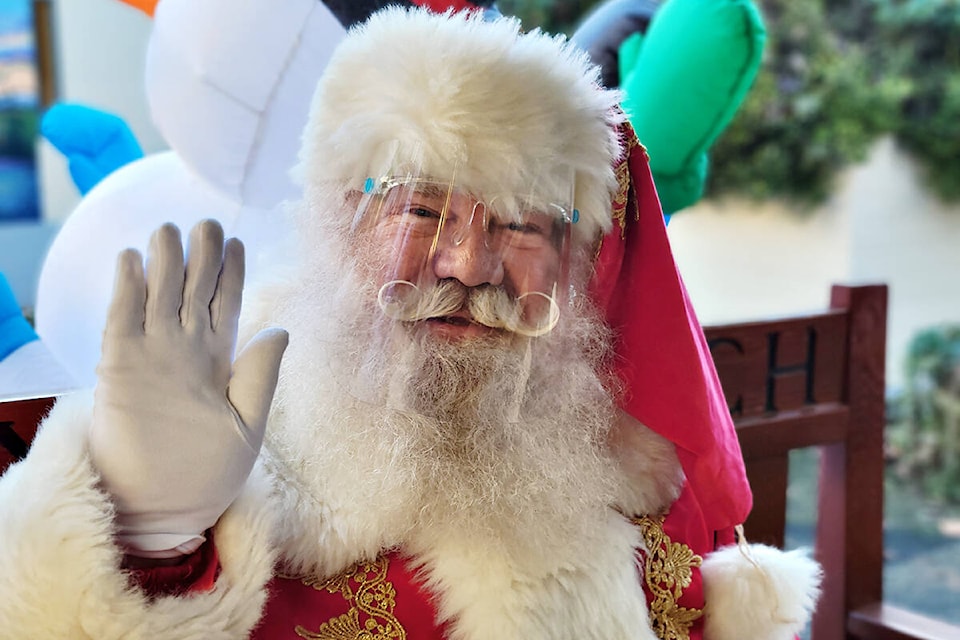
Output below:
[295,6,624,241]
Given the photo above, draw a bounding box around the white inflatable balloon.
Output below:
[36,0,347,387]
[146,0,345,207]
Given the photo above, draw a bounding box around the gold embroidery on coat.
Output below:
[290,557,406,640]
[612,152,631,238]
[634,515,704,640]
[611,121,648,238]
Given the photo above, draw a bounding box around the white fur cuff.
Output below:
[701,542,823,640]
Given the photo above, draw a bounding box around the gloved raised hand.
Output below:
[88,219,288,557]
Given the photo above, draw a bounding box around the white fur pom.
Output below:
[701,542,823,640]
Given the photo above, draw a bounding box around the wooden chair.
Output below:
[704,284,960,640]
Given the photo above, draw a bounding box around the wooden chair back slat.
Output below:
[706,311,849,419]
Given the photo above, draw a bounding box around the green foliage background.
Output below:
[0,110,40,159]
[502,0,960,206]
[709,0,960,205]
[870,0,960,201]
[707,0,901,203]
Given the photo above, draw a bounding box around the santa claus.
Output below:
[0,7,820,639]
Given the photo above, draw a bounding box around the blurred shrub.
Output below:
[870,0,960,201]
[708,0,902,205]
[888,325,960,503]
[710,0,960,206]
[498,0,605,34]
[0,109,39,158]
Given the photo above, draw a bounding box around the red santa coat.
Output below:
[135,483,721,640]
[256,494,715,640]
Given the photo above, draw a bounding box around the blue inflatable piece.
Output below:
[40,103,144,195]
[0,273,37,361]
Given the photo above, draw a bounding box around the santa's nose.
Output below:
[431,214,504,288]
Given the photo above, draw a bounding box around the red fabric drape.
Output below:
[589,123,752,532]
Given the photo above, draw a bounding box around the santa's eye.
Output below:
[408,206,441,219]
[506,221,543,234]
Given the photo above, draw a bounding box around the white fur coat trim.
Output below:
[0,392,277,639]
[402,515,660,640]
[262,436,665,640]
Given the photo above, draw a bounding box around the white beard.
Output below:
[242,205,679,584]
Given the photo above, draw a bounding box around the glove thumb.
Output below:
[227,327,289,441]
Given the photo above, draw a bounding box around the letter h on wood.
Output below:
[709,325,819,418]
[765,328,817,413]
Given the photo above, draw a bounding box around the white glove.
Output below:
[89,220,288,557]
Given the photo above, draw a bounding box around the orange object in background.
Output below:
[117,0,158,17]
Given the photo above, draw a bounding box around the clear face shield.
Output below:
[347,153,577,342]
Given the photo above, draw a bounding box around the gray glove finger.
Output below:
[227,327,289,445]
[144,223,185,331]
[181,219,225,330]
[104,248,146,337]
[211,237,245,335]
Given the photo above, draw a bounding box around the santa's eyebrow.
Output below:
[409,183,450,199]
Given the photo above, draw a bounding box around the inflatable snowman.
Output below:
[35,0,347,387]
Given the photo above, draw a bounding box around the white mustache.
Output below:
[377,280,559,336]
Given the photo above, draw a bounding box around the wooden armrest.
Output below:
[848,602,960,640]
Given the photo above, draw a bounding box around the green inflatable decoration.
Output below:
[619,0,765,213]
